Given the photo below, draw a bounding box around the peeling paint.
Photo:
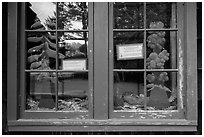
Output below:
[178,39,184,109]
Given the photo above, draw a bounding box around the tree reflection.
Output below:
[58,2,88,30]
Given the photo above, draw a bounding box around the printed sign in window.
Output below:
[62,59,87,70]
[117,43,144,60]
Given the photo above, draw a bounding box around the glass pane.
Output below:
[114,32,144,69]
[146,72,177,110]
[58,32,88,70]
[26,72,56,111]
[146,3,177,28]
[26,32,58,70]
[58,2,88,30]
[113,2,144,29]
[58,72,88,111]
[26,2,56,30]
[114,72,145,111]
[146,31,177,69]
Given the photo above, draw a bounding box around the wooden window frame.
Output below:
[108,2,183,119]
[19,2,94,119]
[7,2,197,131]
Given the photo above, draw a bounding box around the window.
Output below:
[7,2,198,131]
[20,2,93,119]
[109,2,182,119]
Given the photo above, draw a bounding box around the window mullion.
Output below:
[55,2,59,111]
[143,2,147,110]
[93,2,109,119]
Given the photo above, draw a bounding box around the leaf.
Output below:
[27,36,44,43]
[31,21,44,29]
[48,34,56,40]
[147,84,154,88]
[46,22,56,30]
[163,86,171,92]
[44,36,56,49]
[27,54,40,63]
[30,61,41,69]
[28,43,45,53]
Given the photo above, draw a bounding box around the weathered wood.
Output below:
[177,2,185,117]
[108,2,114,118]
[23,111,89,119]
[8,119,197,131]
[170,3,177,100]
[88,2,94,119]
[185,2,197,121]
[8,119,197,126]
[112,111,182,119]
[7,2,18,120]
[94,2,109,119]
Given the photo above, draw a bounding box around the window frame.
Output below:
[108,2,185,119]
[19,2,94,119]
[7,2,197,131]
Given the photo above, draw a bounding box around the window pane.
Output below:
[26,32,58,70]
[113,2,144,29]
[146,31,177,69]
[58,32,88,70]
[146,72,177,110]
[114,72,145,111]
[146,3,177,28]
[58,72,88,111]
[26,2,56,30]
[114,32,144,69]
[26,72,56,111]
[58,2,88,30]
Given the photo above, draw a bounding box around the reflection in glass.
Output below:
[26,2,56,30]
[146,3,176,28]
[26,72,56,111]
[26,32,59,70]
[146,72,177,110]
[58,32,88,69]
[114,32,144,69]
[146,31,177,69]
[114,72,144,110]
[58,72,88,111]
[58,2,88,30]
[113,2,144,29]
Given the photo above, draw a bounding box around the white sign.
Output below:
[62,59,86,70]
[117,43,143,60]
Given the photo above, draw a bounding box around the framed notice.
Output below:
[116,43,144,60]
[62,59,87,70]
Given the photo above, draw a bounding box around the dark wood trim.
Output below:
[88,2,94,119]
[20,3,26,119]
[93,2,109,119]
[108,2,114,119]
[112,111,182,119]
[7,2,18,120]
[22,111,89,119]
[185,2,197,121]
[7,125,197,132]
[113,69,179,72]
[25,30,89,32]
[176,2,185,118]
[8,119,197,126]
[8,119,197,131]
[113,29,178,32]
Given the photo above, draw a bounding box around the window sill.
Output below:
[8,119,197,132]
